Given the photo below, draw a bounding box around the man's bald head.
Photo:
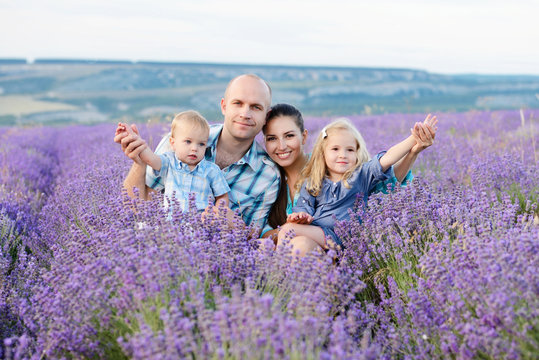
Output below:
[224,74,272,108]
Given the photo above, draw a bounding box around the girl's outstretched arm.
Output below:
[380,114,437,172]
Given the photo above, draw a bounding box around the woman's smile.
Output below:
[276,151,292,160]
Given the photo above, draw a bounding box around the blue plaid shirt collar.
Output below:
[205,124,261,170]
[172,154,209,173]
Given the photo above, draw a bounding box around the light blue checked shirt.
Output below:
[151,152,230,212]
[146,124,281,233]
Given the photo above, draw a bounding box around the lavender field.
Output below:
[1,109,538,359]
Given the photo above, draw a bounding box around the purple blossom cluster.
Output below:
[1,109,538,359]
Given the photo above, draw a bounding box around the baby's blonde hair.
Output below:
[297,118,370,196]
[171,110,209,137]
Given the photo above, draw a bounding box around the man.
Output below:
[115,74,280,235]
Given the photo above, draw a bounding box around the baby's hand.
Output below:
[287,212,313,224]
[114,122,140,144]
[114,122,127,137]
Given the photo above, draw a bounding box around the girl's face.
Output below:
[264,115,307,168]
[323,129,358,182]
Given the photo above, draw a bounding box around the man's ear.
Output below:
[220,98,226,115]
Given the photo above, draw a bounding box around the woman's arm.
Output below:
[380,114,437,172]
[392,115,438,180]
[393,154,415,182]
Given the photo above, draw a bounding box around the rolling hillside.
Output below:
[1,59,538,125]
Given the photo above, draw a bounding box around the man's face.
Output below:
[220,75,271,142]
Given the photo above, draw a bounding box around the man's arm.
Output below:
[120,122,162,172]
[123,163,154,200]
[114,123,155,200]
[249,174,281,237]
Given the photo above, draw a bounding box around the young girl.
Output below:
[276,115,437,257]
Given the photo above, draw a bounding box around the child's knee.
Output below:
[293,236,316,249]
[277,223,296,239]
[290,236,318,257]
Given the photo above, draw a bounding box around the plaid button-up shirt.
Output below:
[151,152,230,212]
[146,124,280,233]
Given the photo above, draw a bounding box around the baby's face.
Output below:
[170,123,209,169]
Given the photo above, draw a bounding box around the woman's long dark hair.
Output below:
[263,104,305,229]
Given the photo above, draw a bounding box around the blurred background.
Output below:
[1,0,538,126]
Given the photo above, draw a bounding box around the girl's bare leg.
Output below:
[277,223,326,257]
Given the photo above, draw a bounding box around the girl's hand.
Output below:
[287,212,313,224]
[410,114,437,154]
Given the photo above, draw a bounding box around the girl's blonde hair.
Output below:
[297,118,370,196]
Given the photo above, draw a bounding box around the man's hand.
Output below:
[114,123,148,165]
[287,212,313,224]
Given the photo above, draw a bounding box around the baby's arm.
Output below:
[379,114,437,172]
[215,193,229,207]
[120,123,162,171]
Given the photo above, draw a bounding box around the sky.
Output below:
[1,0,538,75]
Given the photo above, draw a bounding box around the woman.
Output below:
[261,103,435,240]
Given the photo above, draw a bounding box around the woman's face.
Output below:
[264,115,307,168]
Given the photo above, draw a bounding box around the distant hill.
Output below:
[1,59,538,125]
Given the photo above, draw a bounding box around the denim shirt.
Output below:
[293,152,392,229]
[284,152,412,216]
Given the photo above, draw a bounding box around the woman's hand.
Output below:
[287,212,313,224]
[410,114,438,154]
